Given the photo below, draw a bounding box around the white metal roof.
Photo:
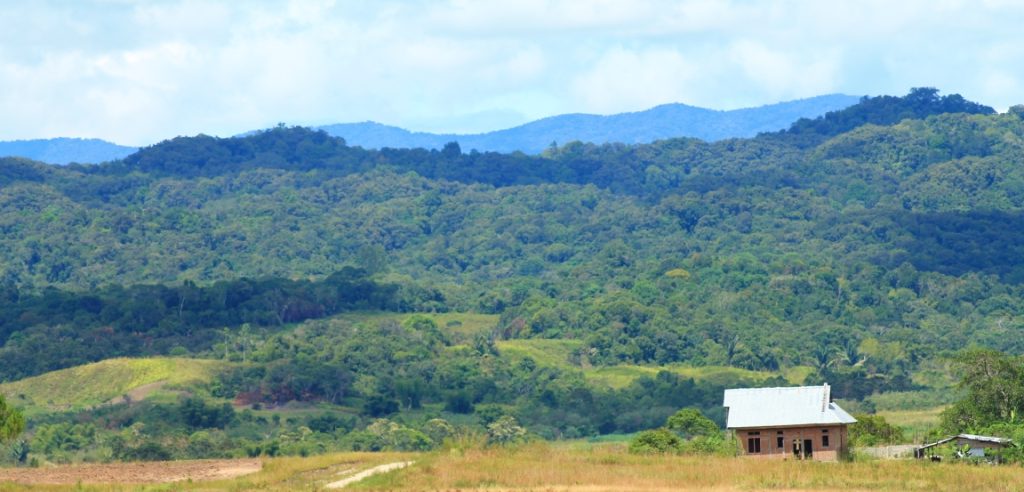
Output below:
[919,434,1014,450]
[723,384,857,429]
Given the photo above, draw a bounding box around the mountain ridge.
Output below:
[317,94,862,153]
[0,94,860,164]
[0,137,137,165]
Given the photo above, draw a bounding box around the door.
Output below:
[803,439,813,459]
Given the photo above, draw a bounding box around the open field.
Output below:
[0,452,411,491]
[5,445,1024,491]
[358,444,1024,491]
[0,458,261,485]
[877,406,947,442]
[0,357,229,415]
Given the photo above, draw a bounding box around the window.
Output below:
[747,437,761,453]
[777,436,785,448]
[822,429,830,448]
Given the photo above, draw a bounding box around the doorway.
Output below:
[803,439,813,459]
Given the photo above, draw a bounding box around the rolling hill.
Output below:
[0,358,229,415]
[0,88,1019,462]
[0,138,137,165]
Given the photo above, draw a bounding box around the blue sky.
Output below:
[1,0,1022,145]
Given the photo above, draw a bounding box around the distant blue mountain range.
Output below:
[0,94,861,164]
[318,94,862,154]
[0,138,137,165]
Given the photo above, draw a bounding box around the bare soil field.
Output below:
[0,458,261,485]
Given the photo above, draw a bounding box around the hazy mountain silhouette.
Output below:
[319,94,862,153]
[0,138,137,165]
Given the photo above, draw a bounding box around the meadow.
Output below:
[0,358,229,416]
[4,443,1024,491]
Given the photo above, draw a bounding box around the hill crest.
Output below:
[317,94,862,153]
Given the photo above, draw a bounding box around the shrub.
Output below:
[487,416,527,446]
[629,428,682,454]
[850,414,905,446]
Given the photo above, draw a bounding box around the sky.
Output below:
[1,0,1023,146]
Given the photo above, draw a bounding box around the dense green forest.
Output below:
[1,88,1023,462]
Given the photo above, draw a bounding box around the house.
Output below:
[723,383,856,461]
[915,434,1013,462]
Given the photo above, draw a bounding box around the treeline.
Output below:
[0,268,439,381]
[4,312,774,464]
[779,87,994,146]
[44,88,992,198]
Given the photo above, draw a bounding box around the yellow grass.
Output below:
[6,445,1024,491]
[0,357,229,415]
[0,452,411,491]
[355,443,1024,491]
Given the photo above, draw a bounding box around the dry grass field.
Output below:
[0,452,411,491]
[356,444,1024,491]
[5,444,1024,491]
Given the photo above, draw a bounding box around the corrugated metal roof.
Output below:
[919,434,1014,450]
[723,384,857,429]
[958,434,1013,444]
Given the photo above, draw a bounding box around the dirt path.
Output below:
[324,461,414,489]
[0,458,261,484]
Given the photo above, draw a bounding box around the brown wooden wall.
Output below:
[735,425,848,461]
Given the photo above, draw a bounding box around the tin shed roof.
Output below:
[723,384,857,429]
[918,434,1014,450]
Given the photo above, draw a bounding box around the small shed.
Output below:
[915,434,1014,461]
[723,383,856,461]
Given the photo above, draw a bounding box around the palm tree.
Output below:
[811,345,838,371]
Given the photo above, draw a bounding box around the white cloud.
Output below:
[0,0,1022,144]
[571,47,700,113]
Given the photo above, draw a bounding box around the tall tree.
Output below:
[0,395,25,443]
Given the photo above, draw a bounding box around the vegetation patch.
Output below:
[0,357,228,415]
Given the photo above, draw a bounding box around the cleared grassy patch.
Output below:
[499,339,812,389]
[497,339,583,367]
[877,406,946,442]
[0,357,229,415]
[330,311,499,342]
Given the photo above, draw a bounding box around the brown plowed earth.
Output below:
[0,458,261,484]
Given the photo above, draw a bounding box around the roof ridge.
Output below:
[726,385,823,391]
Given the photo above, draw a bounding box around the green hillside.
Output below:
[0,357,228,415]
[497,339,811,389]
[1,89,1023,464]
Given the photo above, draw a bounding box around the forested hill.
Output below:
[0,138,137,165]
[1,88,1023,396]
[317,94,861,153]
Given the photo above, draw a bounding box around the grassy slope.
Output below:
[877,407,947,442]
[496,339,813,389]
[0,357,229,415]
[331,311,499,343]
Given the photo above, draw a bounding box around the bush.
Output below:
[850,414,905,446]
[666,408,719,438]
[628,428,682,454]
[486,416,527,446]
